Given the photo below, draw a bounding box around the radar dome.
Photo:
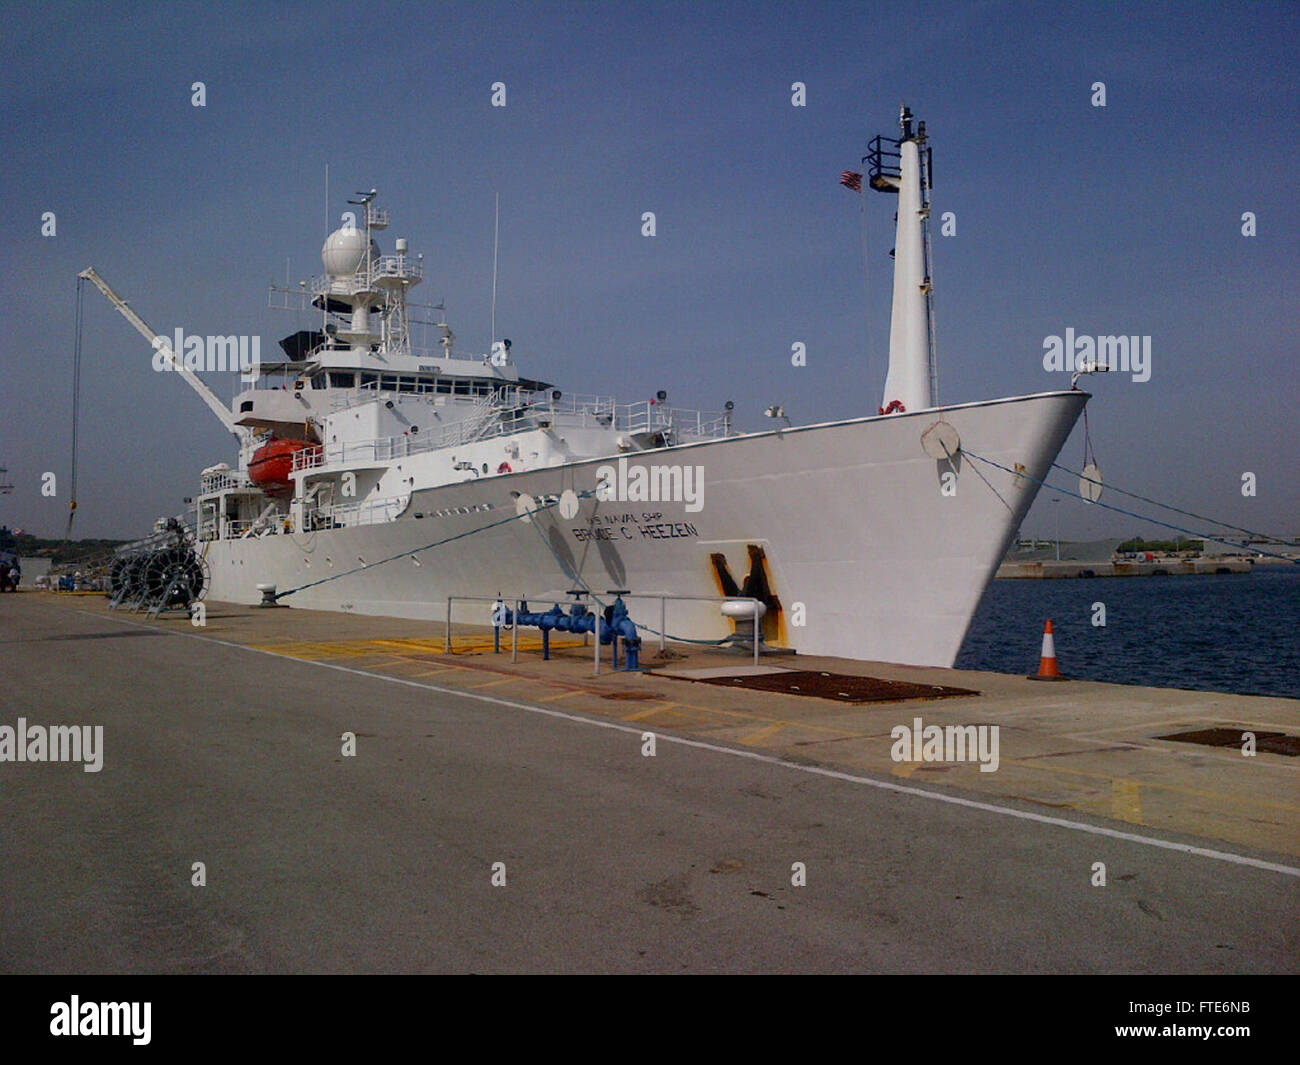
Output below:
[321,227,378,277]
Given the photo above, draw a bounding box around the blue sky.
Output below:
[3,0,1296,542]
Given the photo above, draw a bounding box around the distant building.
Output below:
[19,557,51,579]
[1203,537,1299,558]
[1004,538,1125,563]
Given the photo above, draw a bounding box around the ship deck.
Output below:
[3,590,1296,973]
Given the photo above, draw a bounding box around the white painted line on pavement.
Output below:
[83,609,1300,879]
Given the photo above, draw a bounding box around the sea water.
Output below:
[956,565,1300,698]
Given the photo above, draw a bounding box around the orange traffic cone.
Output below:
[1028,619,1067,681]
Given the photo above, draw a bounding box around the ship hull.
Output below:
[205,390,1086,666]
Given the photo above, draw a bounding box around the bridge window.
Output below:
[328,371,356,388]
[436,379,452,394]
[453,380,471,396]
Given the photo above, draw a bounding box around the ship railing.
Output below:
[307,256,423,300]
[200,471,251,492]
[294,397,734,474]
[310,274,369,299]
[229,517,295,539]
[569,399,733,442]
[529,394,733,440]
[684,410,734,440]
[321,388,736,440]
[293,448,326,472]
[296,435,437,470]
[371,255,422,282]
[311,494,408,529]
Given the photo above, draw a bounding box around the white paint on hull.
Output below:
[206,391,1087,667]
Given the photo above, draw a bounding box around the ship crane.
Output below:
[77,266,244,439]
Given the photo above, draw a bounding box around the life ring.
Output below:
[497,462,513,474]
[878,400,907,415]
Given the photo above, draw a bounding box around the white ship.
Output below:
[82,109,1087,667]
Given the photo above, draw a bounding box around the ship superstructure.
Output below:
[194,189,734,543]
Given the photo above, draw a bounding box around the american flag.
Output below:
[840,170,863,192]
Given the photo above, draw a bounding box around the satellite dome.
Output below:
[321,227,379,277]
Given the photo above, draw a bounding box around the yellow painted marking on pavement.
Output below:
[373,639,450,653]
[536,690,587,703]
[740,722,790,747]
[439,636,586,654]
[621,702,682,722]
[1005,758,1300,813]
[468,677,523,690]
[381,665,458,678]
[252,640,388,659]
[890,762,920,779]
[1112,780,1144,824]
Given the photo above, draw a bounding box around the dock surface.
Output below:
[2,592,1296,973]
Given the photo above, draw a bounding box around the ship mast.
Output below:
[867,105,937,413]
[315,191,423,359]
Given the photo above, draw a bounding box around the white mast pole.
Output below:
[880,105,934,414]
[490,192,499,348]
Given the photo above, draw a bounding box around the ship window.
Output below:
[380,374,399,390]
[453,380,471,396]
[398,376,417,393]
[360,373,378,388]
[310,373,325,389]
[472,381,491,396]
[328,372,356,388]
[436,379,452,394]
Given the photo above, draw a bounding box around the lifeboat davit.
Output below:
[248,438,321,495]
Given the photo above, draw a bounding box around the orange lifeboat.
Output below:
[248,438,321,496]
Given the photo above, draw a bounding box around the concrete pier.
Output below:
[997,558,1255,579]
[2,591,1296,973]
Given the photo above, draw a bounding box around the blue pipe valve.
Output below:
[496,597,642,670]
